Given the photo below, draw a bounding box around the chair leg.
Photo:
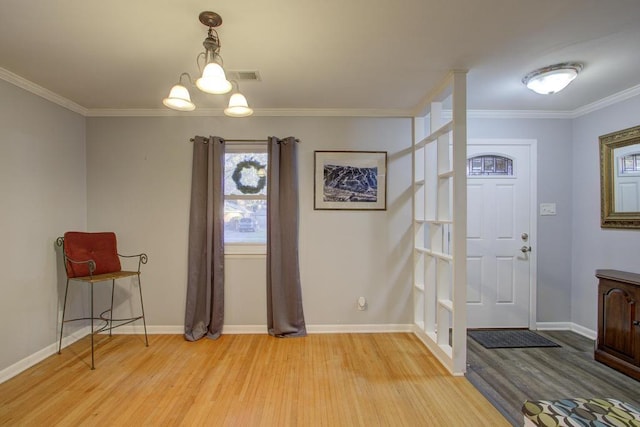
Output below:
[58,279,70,354]
[109,279,115,337]
[90,282,95,370]
[137,273,149,347]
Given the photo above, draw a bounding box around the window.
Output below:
[467,155,513,176]
[224,148,267,250]
[619,153,640,175]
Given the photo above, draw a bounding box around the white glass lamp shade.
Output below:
[224,92,254,117]
[196,62,232,94]
[163,84,196,111]
[523,63,582,95]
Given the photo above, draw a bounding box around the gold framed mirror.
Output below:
[600,124,640,229]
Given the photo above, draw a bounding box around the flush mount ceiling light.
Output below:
[162,11,253,117]
[522,62,583,95]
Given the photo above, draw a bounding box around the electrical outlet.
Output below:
[357,297,367,311]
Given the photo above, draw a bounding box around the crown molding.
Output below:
[90,107,572,119]
[85,107,414,118]
[0,67,88,116]
[3,66,640,120]
[467,109,574,119]
[571,83,640,118]
[252,108,413,117]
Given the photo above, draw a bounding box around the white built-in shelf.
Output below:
[416,218,452,225]
[433,251,452,262]
[438,299,453,312]
[424,219,452,225]
[415,247,453,261]
[411,71,467,375]
[439,343,453,359]
[415,121,454,148]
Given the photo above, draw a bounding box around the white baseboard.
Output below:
[107,324,265,335]
[107,325,183,334]
[109,323,414,335]
[536,322,596,340]
[411,325,465,377]
[568,323,597,340]
[307,324,413,333]
[0,326,90,385]
[222,325,267,334]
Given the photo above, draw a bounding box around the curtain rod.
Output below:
[189,137,300,144]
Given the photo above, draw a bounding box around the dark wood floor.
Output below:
[466,330,640,426]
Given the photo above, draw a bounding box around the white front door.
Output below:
[466,142,534,328]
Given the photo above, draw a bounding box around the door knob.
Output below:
[521,233,529,241]
[634,320,640,326]
[520,245,532,253]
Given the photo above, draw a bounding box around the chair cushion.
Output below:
[63,232,122,278]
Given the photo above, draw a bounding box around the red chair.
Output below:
[57,232,148,369]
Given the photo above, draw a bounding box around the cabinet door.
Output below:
[600,281,637,363]
[635,295,640,366]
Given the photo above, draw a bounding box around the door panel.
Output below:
[467,257,482,303]
[467,144,531,328]
[496,184,515,238]
[496,256,515,303]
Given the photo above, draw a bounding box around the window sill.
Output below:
[224,244,266,256]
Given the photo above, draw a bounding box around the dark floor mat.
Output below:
[468,329,560,349]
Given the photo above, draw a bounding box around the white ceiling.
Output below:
[1,0,640,115]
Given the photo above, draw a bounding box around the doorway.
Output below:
[466,140,537,328]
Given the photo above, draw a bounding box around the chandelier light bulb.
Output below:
[224,92,254,117]
[196,62,232,94]
[162,11,253,117]
[523,63,583,95]
[162,84,196,111]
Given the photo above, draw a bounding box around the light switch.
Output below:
[540,203,557,216]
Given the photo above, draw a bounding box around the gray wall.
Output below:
[468,118,574,324]
[85,114,579,331]
[0,79,86,372]
[85,116,414,329]
[571,95,640,330]
[4,72,639,374]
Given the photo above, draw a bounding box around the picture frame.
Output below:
[314,151,387,210]
[599,124,640,229]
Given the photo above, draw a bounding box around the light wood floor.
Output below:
[0,333,508,426]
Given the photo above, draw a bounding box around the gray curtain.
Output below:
[184,136,225,341]
[267,136,307,337]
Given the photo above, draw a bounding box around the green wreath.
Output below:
[232,160,266,194]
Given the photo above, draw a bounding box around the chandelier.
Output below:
[162,11,253,117]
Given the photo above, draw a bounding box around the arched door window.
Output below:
[467,154,513,176]
[619,152,640,175]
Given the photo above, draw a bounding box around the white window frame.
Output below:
[224,144,267,256]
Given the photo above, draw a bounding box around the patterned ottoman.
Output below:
[522,398,640,426]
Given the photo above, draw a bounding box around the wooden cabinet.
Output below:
[595,269,640,381]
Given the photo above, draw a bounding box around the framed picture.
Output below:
[314,151,387,210]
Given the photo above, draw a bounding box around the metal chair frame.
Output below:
[56,236,149,369]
